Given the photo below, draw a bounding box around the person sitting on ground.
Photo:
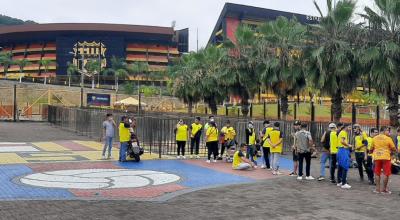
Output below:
[232,143,256,170]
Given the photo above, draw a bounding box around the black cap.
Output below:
[294,120,301,126]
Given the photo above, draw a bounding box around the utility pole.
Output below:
[196,28,199,52]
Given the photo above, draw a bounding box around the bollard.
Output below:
[294,103,297,120]
[352,103,356,124]
[376,105,380,129]
[311,101,315,122]
[263,100,266,119]
[277,100,281,120]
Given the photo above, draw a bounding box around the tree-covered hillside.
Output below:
[0,14,36,25]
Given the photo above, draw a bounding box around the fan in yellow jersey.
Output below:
[396,128,400,160]
[205,121,219,163]
[260,120,273,169]
[245,121,257,167]
[219,120,236,160]
[337,124,353,189]
[329,123,339,183]
[267,122,283,175]
[353,124,368,181]
[189,117,203,159]
[232,143,256,170]
[175,119,188,159]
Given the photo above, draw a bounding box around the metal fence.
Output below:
[48,105,381,158]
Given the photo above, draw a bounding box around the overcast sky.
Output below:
[1,0,374,51]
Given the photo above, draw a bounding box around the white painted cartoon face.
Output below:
[19,169,180,189]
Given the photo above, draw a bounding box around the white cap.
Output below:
[328,123,336,128]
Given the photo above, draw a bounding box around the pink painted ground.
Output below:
[183,160,285,180]
[70,183,186,198]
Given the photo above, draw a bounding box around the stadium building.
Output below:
[0,23,188,78]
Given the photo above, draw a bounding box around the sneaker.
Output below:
[289,172,296,176]
[337,183,343,187]
[306,176,315,180]
[297,176,303,180]
[382,190,392,195]
[206,160,211,163]
[217,157,223,160]
[176,155,181,159]
[254,165,258,169]
[261,165,266,169]
[272,171,277,175]
[317,176,325,181]
[213,159,217,163]
[341,184,351,189]
[330,179,337,184]
[182,156,186,159]
[101,155,106,160]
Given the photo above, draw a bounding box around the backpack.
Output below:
[295,130,312,153]
[322,131,331,151]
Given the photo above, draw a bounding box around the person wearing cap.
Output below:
[190,117,203,159]
[329,122,341,184]
[318,123,335,181]
[353,124,368,181]
[260,120,273,169]
[289,120,301,176]
[204,115,215,131]
[245,121,257,167]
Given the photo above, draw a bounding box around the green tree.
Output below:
[0,51,12,76]
[39,59,55,76]
[13,58,31,74]
[305,0,359,121]
[66,61,78,87]
[258,16,307,119]
[223,25,262,116]
[169,53,202,114]
[104,56,128,92]
[359,0,400,126]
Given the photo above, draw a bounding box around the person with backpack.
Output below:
[289,120,301,176]
[337,124,353,189]
[318,123,335,181]
[295,123,315,180]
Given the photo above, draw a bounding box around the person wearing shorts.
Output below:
[371,126,397,194]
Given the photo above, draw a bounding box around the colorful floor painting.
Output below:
[0,141,293,201]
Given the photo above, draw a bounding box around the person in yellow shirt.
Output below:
[190,117,202,159]
[329,123,339,183]
[118,116,131,162]
[219,120,236,160]
[337,124,353,189]
[260,120,273,169]
[353,124,367,181]
[175,119,188,159]
[232,143,256,170]
[267,122,283,175]
[371,126,397,194]
[245,121,257,167]
[206,121,219,163]
[396,128,400,160]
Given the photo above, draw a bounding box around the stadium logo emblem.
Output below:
[72,41,107,69]
[19,169,180,189]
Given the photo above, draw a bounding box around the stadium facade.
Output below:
[0,23,188,78]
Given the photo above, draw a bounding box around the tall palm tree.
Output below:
[39,59,54,76]
[105,56,128,92]
[359,0,400,126]
[66,61,78,87]
[14,58,31,74]
[258,16,308,120]
[222,25,262,116]
[305,0,359,121]
[169,53,202,114]
[0,51,12,77]
[127,61,149,92]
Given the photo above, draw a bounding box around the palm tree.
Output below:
[222,25,262,116]
[85,59,101,89]
[169,53,202,114]
[39,59,54,76]
[258,16,308,120]
[105,56,128,92]
[359,0,400,126]
[127,61,149,92]
[305,0,359,121]
[66,61,78,87]
[0,51,12,77]
[14,58,31,74]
